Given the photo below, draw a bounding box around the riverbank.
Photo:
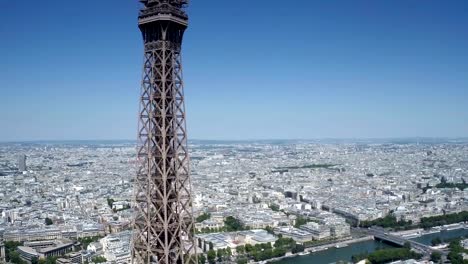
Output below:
[271,238,394,264]
[271,224,468,264]
[305,236,374,254]
[264,236,374,263]
[410,226,468,246]
[391,223,467,239]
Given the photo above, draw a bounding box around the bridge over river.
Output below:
[366,227,445,257]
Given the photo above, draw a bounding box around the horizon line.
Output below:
[1,136,468,144]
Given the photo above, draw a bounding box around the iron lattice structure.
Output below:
[132,0,196,263]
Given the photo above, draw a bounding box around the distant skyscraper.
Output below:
[132,0,196,263]
[18,154,27,172]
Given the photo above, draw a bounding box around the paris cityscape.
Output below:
[1,0,468,264]
[1,139,468,263]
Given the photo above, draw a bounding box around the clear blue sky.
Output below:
[1,0,467,141]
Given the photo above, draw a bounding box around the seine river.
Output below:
[272,239,393,264]
[411,228,468,245]
[274,228,468,264]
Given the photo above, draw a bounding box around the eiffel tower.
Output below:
[132,1,196,263]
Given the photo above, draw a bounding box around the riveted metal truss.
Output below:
[131,2,196,263]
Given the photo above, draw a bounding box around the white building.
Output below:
[299,222,331,240]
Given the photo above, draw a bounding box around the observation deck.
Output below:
[138,0,188,26]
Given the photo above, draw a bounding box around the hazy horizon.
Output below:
[2,137,468,144]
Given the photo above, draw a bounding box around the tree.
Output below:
[294,216,308,228]
[355,248,422,264]
[196,213,211,223]
[207,250,216,264]
[265,226,274,234]
[92,256,107,263]
[430,252,442,263]
[107,198,115,208]
[448,239,466,264]
[273,247,287,258]
[31,257,39,264]
[263,248,273,260]
[254,243,262,252]
[38,257,56,264]
[269,204,280,212]
[209,242,214,251]
[4,241,22,262]
[78,236,102,250]
[419,211,468,229]
[245,244,253,253]
[198,239,203,248]
[236,245,245,255]
[9,251,26,264]
[45,217,53,225]
[252,248,273,261]
[198,254,206,264]
[44,256,58,264]
[274,237,296,250]
[217,248,224,261]
[292,244,305,254]
[359,214,413,230]
[224,216,245,231]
